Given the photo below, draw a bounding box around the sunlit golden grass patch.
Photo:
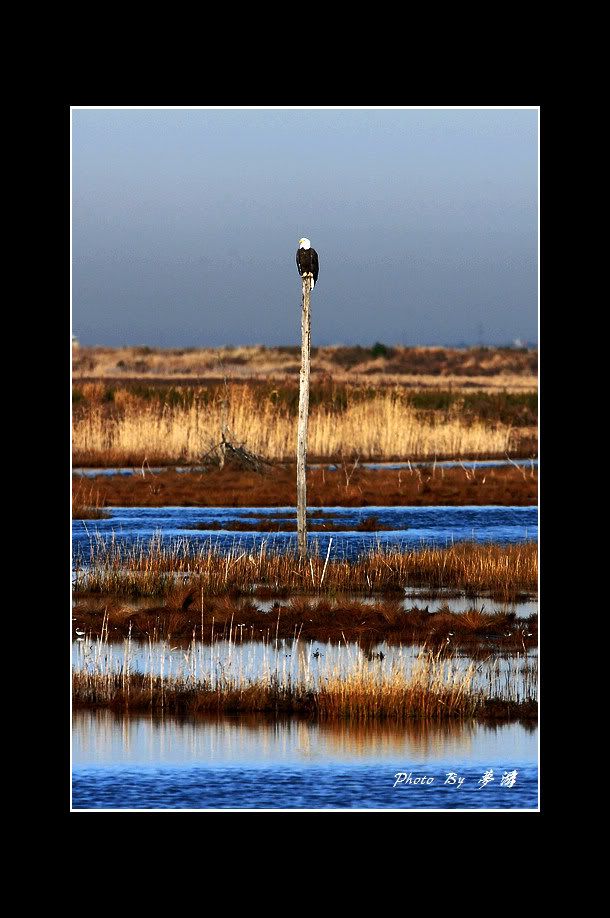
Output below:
[73,384,525,464]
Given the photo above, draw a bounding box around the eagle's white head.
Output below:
[298,237,311,249]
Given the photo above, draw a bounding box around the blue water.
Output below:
[74,459,537,478]
[72,713,538,810]
[73,505,537,560]
[73,764,537,809]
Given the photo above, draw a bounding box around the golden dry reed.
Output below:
[73,635,478,719]
[73,617,537,719]
[73,386,513,463]
[74,538,537,601]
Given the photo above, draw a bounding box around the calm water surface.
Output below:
[72,712,537,810]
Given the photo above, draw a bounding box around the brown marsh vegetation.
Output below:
[72,480,110,519]
[73,670,536,722]
[74,540,537,603]
[72,463,536,508]
[73,592,537,647]
[181,513,401,532]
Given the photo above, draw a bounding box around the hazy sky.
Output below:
[72,108,538,348]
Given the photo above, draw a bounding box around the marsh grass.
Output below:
[73,591,538,647]
[72,629,536,720]
[74,538,537,602]
[72,481,110,520]
[73,385,521,464]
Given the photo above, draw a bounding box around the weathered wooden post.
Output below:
[297,275,312,560]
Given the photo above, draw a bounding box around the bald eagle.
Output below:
[296,238,319,289]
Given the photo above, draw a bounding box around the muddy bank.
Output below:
[73,593,537,648]
[184,513,395,532]
[73,463,537,510]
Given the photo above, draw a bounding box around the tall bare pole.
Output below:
[297,275,312,560]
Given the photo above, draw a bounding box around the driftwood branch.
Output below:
[219,435,273,473]
[199,437,273,474]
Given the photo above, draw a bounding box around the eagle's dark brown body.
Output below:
[296,246,319,288]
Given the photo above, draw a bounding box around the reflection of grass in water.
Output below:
[72,623,536,721]
[310,715,538,756]
[74,538,537,603]
[74,708,536,750]
[73,708,491,757]
[301,717,479,757]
